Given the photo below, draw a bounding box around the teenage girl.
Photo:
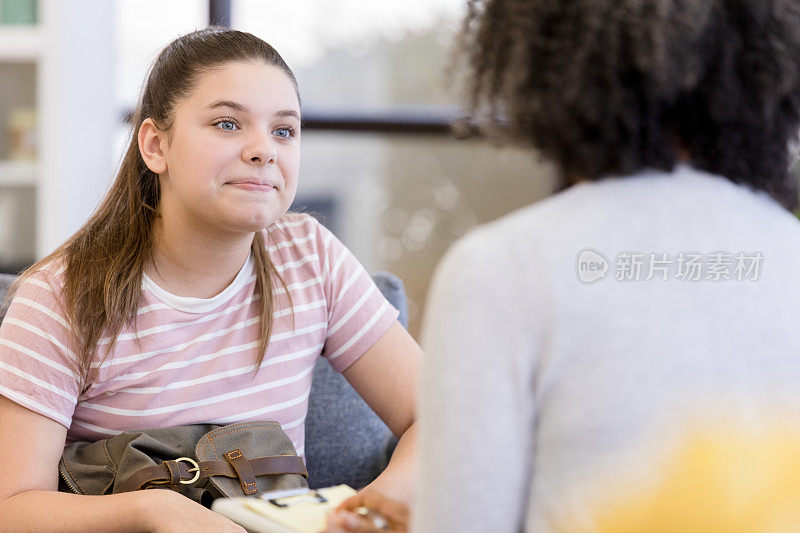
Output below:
[0,28,419,533]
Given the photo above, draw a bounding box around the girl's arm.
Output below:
[0,395,245,533]
[325,320,421,532]
[340,321,422,503]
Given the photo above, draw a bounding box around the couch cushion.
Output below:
[0,273,16,322]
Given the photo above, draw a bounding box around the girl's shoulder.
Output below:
[262,214,347,275]
[268,212,321,232]
[263,212,332,248]
[15,259,66,295]
[6,258,68,318]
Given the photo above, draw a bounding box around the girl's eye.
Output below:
[273,127,295,139]
[214,120,239,131]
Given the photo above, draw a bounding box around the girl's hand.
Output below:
[139,489,247,533]
[325,487,409,533]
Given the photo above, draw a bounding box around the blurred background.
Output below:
[0,0,555,336]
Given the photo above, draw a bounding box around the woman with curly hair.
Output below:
[410,1,800,532]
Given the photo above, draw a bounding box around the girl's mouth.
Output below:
[226,179,276,192]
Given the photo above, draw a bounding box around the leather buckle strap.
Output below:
[224,449,258,495]
[196,456,309,482]
[117,454,308,494]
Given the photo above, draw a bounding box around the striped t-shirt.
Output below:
[0,214,398,457]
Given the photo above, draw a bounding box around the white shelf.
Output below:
[0,160,36,186]
[0,26,41,61]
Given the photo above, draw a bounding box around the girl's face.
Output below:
[153,60,301,236]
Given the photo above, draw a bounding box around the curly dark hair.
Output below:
[458,0,800,209]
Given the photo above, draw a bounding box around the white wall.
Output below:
[37,0,116,257]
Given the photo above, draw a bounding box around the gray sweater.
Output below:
[413,165,800,532]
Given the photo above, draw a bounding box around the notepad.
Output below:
[212,485,357,533]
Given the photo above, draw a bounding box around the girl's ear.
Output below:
[138,118,168,174]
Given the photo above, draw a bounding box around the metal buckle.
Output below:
[175,457,200,485]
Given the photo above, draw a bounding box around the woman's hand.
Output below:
[139,489,247,533]
[325,487,409,533]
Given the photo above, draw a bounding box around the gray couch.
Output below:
[0,271,408,490]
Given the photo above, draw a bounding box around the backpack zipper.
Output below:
[58,460,82,494]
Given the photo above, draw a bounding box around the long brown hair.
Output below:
[11,27,298,388]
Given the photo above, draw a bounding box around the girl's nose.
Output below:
[243,132,276,165]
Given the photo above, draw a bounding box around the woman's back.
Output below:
[417,164,800,531]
